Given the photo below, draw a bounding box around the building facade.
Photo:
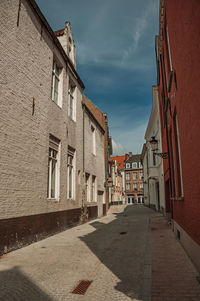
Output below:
[156,0,200,270]
[83,97,107,217]
[124,153,144,204]
[142,86,165,213]
[109,159,123,205]
[109,154,128,204]
[0,0,110,254]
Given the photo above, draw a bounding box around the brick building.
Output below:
[156,0,200,270]
[124,153,144,204]
[0,0,110,254]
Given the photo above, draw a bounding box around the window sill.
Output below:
[47,198,60,203]
[171,196,184,201]
[51,99,62,109]
[68,116,76,123]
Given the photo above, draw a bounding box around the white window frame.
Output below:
[140,183,143,189]
[126,183,130,190]
[132,162,137,169]
[68,81,76,121]
[67,147,75,199]
[126,163,130,169]
[126,173,130,180]
[48,136,60,199]
[133,173,137,180]
[133,183,137,189]
[51,60,63,107]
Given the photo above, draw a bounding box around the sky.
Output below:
[36,0,160,156]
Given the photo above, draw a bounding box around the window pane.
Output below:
[69,166,72,198]
[51,159,56,198]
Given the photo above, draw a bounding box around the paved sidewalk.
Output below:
[0,205,154,301]
[151,215,200,301]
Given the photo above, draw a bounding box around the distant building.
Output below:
[124,153,144,204]
[156,0,200,270]
[109,159,123,205]
[109,154,128,204]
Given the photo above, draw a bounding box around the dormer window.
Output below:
[132,162,137,168]
[126,163,130,169]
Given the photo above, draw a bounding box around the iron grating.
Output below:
[71,280,93,295]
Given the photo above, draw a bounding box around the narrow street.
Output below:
[1,205,200,301]
[0,205,153,301]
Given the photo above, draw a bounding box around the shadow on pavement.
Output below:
[0,266,54,301]
[79,205,154,300]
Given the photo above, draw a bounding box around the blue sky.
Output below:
[36,0,160,155]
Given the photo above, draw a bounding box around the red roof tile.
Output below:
[83,96,106,131]
[54,28,65,37]
[110,155,127,169]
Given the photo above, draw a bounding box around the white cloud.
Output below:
[111,122,148,155]
[112,139,126,156]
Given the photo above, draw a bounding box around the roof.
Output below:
[54,28,65,37]
[125,154,141,163]
[109,155,127,169]
[27,0,84,89]
[83,96,105,132]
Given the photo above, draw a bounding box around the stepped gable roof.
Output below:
[83,96,105,132]
[109,155,126,169]
[125,154,141,163]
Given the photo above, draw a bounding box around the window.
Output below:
[126,163,130,169]
[91,125,96,155]
[139,162,142,168]
[133,173,137,180]
[68,82,76,120]
[91,175,96,202]
[153,152,156,166]
[67,147,75,199]
[48,135,60,199]
[85,173,90,202]
[140,183,143,189]
[126,183,130,190]
[132,162,137,168]
[126,173,130,180]
[139,172,143,180]
[133,183,137,188]
[51,60,62,106]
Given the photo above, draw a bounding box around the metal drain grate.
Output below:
[71,280,93,295]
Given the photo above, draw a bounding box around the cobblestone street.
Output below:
[0,205,200,301]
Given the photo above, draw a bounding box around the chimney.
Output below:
[129,152,132,158]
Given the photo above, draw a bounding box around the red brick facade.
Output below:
[157,0,200,247]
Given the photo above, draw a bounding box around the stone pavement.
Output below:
[151,215,200,301]
[0,205,154,301]
[1,205,200,301]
